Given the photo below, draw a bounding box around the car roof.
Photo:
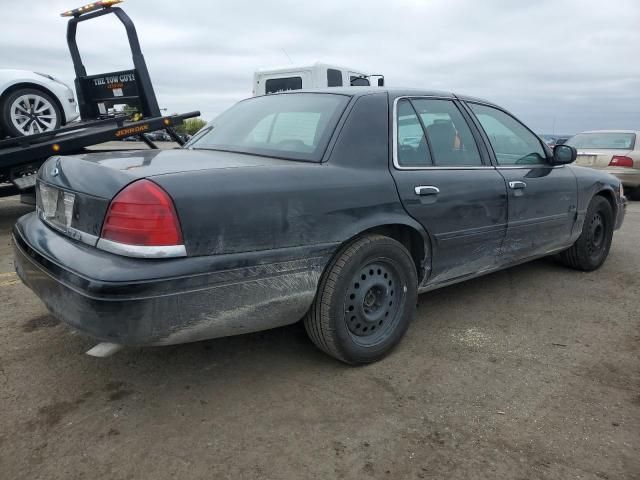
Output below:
[273,87,499,106]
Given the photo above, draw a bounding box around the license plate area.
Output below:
[37,182,76,230]
[575,155,597,166]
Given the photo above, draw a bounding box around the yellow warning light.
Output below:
[163,118,171,126]
[60,0,123,17]
[52,144,61,152]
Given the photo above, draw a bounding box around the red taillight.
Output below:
[609,156,633,168]
[101,179,183,246]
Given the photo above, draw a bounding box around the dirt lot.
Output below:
[0,196,638,480]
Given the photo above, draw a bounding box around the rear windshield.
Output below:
[566,132,636,150]
[187,93,350,162]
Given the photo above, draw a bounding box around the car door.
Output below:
[465,102,577,260]
[389,96,508,284]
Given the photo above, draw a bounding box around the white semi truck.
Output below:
[253,62,384,96]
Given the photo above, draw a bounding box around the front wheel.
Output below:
[560,196,614,271]
[304,234,418,364]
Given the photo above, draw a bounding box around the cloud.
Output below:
[1,0,638,133]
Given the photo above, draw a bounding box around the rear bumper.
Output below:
[14,212,334,346]
[606,168,640,188]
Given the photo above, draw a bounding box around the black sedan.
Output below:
[13,88,626,364]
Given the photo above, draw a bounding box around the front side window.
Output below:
[566,132,636,150]
[327,69,343,87]
[265,76,302,94]
[395,98,482,167]
[188,93,349,162]
[469,103,546,165]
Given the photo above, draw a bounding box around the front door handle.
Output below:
[414,185,440,196]
[508,181,527,190]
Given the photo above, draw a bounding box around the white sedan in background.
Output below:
[0,69,79,137]
[566,130,640,200]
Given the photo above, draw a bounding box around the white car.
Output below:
[0,69,79,137]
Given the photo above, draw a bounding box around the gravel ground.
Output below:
[0,196,638,480]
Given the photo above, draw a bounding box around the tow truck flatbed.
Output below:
[0,0,201,199]
[0,111,199,192]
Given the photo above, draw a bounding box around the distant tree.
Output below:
[175,117,207,135]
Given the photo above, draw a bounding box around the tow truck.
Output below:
[0,0,200,200]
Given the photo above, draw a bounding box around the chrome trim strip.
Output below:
[96,238,187,259]
[496,165,564,170]
[397,165,494,170]
[391,96,494,171]
[37,209,99,247]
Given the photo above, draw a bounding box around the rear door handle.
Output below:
[508,181,527,190]
[414,186,440,196]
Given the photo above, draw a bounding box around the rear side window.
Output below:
[327,69,343,87]
[395,98,482,167]
[265,77,302,94]
[411,99,482,166]
[469,103,546,165]
[396,99,431,167]
[187,93,349,162]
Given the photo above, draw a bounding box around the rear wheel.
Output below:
[304,234,418,364]
[0,88,61,137]
[560,196,613,271]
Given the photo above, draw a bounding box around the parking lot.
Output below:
[0,196,638,479]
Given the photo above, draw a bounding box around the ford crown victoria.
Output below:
[13,88,626,363]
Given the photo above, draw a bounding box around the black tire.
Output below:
[0,88,62,137]
[304,234,418,364]
[560,196,614,271]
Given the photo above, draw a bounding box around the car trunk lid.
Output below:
[35,149,305,245]
[574,149,632,169]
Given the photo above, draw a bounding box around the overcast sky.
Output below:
[1,0,639,134]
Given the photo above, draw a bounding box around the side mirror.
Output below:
[552,144,576,165]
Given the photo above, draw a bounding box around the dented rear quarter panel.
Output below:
[151,93,421,259]
[15,92,433,345]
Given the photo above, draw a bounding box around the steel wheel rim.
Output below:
[344,259,405,346]
[10,94,58,135]
[586,211,606,258]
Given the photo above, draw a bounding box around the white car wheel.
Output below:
[1,88,62,137]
